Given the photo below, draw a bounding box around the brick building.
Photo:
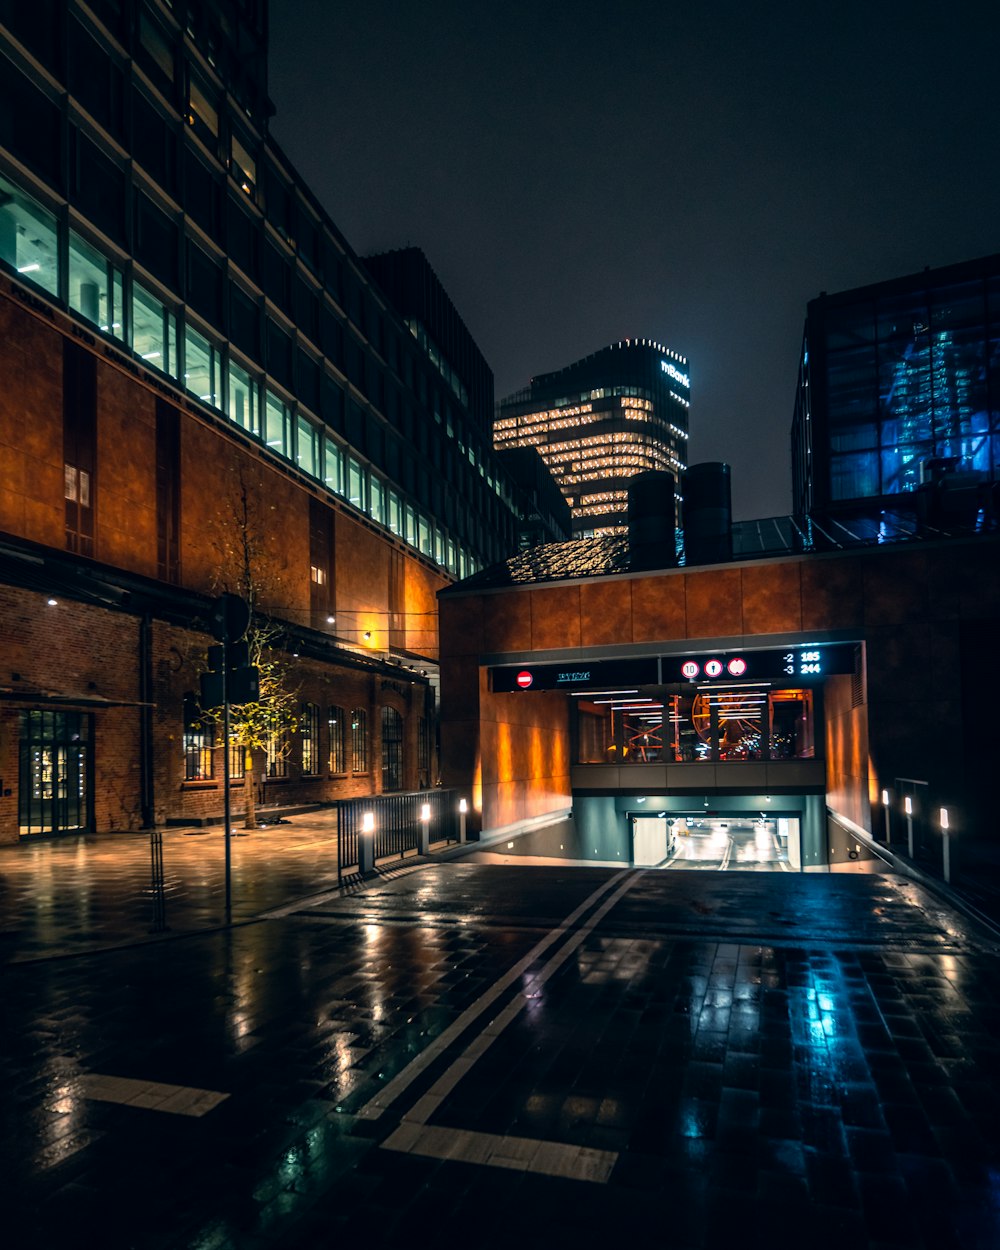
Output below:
[0,1,522,842]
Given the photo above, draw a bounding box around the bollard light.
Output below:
[881,788,891,845]
[940,807,951,884]
[420,803,431,823]
[362,811,375,835]
[904,795,914,859]
[458,796,468,843]
[882,789,889,806]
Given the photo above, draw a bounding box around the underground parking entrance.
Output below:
[471,792,830,872]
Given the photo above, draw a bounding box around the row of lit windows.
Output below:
[578,490,629,507]
[184,704,372,782]
[0,173,482,581]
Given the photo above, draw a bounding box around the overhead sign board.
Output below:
[491,643,857,692]
[665,643,856,683]
[490,658,659,693]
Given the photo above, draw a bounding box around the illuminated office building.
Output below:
[792,253,1000,530]
[495,340,690,536]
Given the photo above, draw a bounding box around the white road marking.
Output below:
[400,869,642,1127]
[382,1122,617,1183]
[80,1074,229,1117]
[356,870,637,1121]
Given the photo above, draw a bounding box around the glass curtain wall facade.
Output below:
[0,1,518,581]
[793,255,1000,521]
[496,341,690,537]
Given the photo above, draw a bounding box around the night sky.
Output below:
[267,1,999,520]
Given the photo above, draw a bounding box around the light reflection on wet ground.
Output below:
[2,862,999,1249]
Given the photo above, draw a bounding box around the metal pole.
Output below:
[905,797,913,859]
[882,790,891,847]
[223,644,232,924]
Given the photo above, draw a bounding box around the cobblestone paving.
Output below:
[2,861,999,1250]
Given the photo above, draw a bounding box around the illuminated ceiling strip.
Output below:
[570,690,640,697]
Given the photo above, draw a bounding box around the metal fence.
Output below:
[337,788,460,880]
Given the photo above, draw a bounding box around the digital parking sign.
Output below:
[490,658,659,693]
[668,643,856,683]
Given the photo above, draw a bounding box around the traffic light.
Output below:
[200,595,259,708]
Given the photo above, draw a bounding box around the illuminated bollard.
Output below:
[881,789,891,846]
[940,807,951,884]
[360,810,375,876]
[459,797,468,843]
[419,802,431,855]
[904,796,914,859]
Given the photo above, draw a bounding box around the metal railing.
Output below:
[337,788,460,881]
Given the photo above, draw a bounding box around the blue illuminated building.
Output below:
[792,254,1000,531]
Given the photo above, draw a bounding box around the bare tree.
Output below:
[206,467,299,828]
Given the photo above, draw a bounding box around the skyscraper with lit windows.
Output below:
[495,340,690,536]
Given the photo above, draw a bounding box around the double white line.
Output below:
[357,869,644,1183]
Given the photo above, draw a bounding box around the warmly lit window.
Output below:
[230,132,256,198]
[351,708,368,773]
[296,413,318,477]
[328,705,346,774]
[0,174,59,297]
[229,733,245,780]
[133,282,177,377]
[264,721,289,778]
[183,700,214,781]
[187,78,218,144]
[69,233,124,339]
[265,390,292,457]
[228,360,259,435]
[184,325,218,405]
[64,463,91,508]
[301,703,320,775]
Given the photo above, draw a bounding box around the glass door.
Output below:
[18,710,91,837]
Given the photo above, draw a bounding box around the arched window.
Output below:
[351,708,368,773]
[381,706,403,793]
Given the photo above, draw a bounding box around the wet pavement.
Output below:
[2,835,1000,1249]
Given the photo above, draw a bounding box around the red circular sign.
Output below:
[727,657,747,676]
[681,661,700,679]
[516,670,533,689]
[705,659,723,678]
